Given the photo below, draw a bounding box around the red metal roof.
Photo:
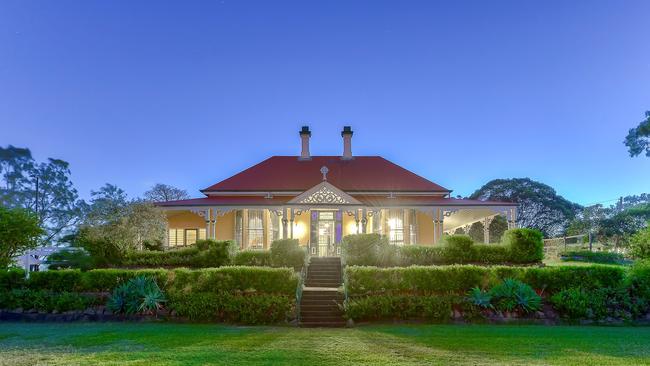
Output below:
[201,156,449,193]
[157,195,515,207]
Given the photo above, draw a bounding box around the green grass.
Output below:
[0,323,649,365]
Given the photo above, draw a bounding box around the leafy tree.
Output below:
[629,224,650,259]
[143,183,189,202]
[469,178,581,237]
[467,222,485,243]
[624,111,650,157]
[0,145,84,244]
[79,184,167,263]
[488,215,508,243]
[0,206,44,268]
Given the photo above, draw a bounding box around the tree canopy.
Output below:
[143,183,189,202]
[624,111,650,157]
[0,145,84,244]
[0,206,44,268]
[469,178,582,237]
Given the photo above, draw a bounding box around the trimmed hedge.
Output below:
[0,269,26,291]
[121,240,232,268]
[233,250,272,266]
[345,264,628,296]
[560,250,626,264]
[344,294,453,322]
[341,229,544,267]
[0,289,95,312]
[168,292,294,324]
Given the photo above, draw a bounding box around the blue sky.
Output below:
[1,0,649,206]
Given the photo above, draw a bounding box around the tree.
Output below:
[0,145,84,244]
[624,111,650,157]
[79,184,167,262]
[0,206,44,268]
[469,178,582,237]
[629,225,650,259]
[467,222,485,243]
[143,183,189,202]
[488,215,508,243]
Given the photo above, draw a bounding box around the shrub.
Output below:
[107,276,166,315]
[80,269,168,292]
[341,234,388,266]
[551,286,633,320]
[560,250,626,264]
[522,265,626,293]
[45,249,95,271]
[0,289,93,312]
[442,235,475,263]
[473,244,510,264]
[166,267,299,295]
[398,246,445,266]
[27,270,83,292]
[233,250,272,266]
[489,278,541,313]
[502,228,544,263]
[466,287,492,308]
[344,294,453,321]
[121,240,232,269]
[168,292,294,324]
[0,268,25,291]
[270,239,306,270]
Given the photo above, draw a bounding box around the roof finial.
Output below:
[320,166,329,181]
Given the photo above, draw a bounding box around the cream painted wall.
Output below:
[167,210,234,240]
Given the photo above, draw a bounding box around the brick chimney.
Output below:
[299,126,311,160]
[341,126,353,160]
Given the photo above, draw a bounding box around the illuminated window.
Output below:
[248,210,265,249]
[168,229,184,246]
[388,209,404,245]
[271,213,281,241]
[198,229,206,240]
[185,229,198,245]
[169,228,205,247]
[372,211,383,234]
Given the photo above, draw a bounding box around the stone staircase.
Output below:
[299,257,345,327]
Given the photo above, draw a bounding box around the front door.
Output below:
[310,211,340,257]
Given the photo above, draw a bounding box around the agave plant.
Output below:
[466,287,492,308]
[489,278,541,313]
[107,276,166,315]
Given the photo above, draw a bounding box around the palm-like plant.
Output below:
[107,276,166,315]
[489,278,541,313]
[466,287,492,308]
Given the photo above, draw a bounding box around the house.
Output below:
[157,126,517,256]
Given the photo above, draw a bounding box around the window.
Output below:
[409,209,418,245]
[168,228,206,247]
[388,209,404,245]
[271,212,281,241]
[235,210,266,250]
[248,210,265,249]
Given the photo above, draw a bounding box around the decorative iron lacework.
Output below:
[299,186,350,204]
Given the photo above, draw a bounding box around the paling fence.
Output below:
[543,234,610,260]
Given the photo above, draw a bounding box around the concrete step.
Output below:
[299,321,346,328]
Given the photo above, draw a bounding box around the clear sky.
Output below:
[1,0,649,206]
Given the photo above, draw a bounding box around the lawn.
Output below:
[0,323,649,365]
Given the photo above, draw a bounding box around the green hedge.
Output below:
[270,239,307,270]
[233,250,272,266]
[344,294,453,322]
[0,289,95,312]
[21,267,297,294]
[168,292,294,324]
[341,229,544,267]
[121,240,232,268]
[560,250,626,264]
[0,269,26,291]
[345,264,628,296]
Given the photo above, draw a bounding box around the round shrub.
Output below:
[502,228,544,263]
[270,239,306,270]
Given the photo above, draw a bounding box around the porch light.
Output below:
[346,222,358,235]
[293,222,306,239]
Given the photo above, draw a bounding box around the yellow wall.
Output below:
[342,213,359,237]
[167,210,234,240]
[293,212,310,246]
[417,211,434,245]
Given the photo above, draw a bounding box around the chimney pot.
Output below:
[299,126,311,160]
[341,126,353,160]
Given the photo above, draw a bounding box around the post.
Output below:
[355,210,360,234]
[483,217,489,244]
[282,208,288,239]
[361,208,367,233]
[205,208,212,240]
[212,211,217,240]
[289,208,294,239]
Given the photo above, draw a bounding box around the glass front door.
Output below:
[312,211,337,257]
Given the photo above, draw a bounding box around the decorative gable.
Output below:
[288,181,361,205]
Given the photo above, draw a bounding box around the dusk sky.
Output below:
[2,1,649,206]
